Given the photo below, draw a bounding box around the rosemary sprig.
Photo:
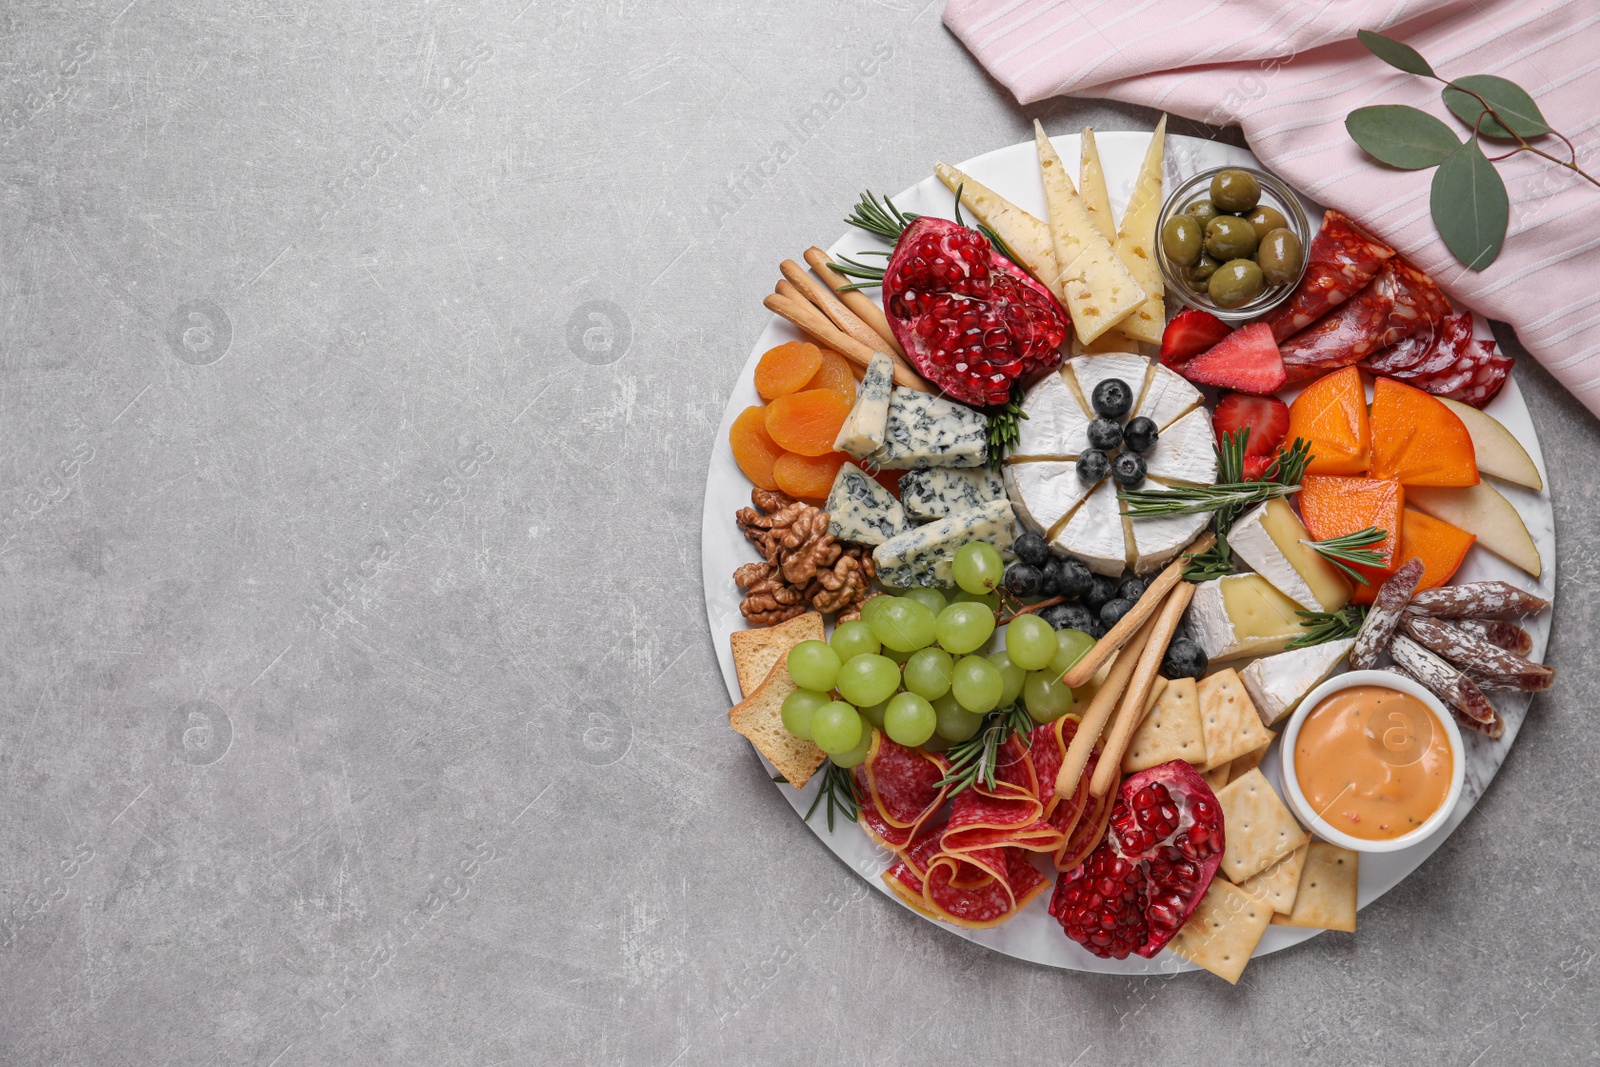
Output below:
[1182,546,1234,583]
[1302,527,1388,584]
[795,762,863,832]
[1119,479,1297,520]
[937,704,1034,797]
[1287,603,1369,650]
[1274,437,1313,488]
[839,188,1023,292]
[985,383,1028,470]
[844,190,917,241]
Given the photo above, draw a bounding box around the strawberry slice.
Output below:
[1213,393,1290,457]
[1160,309,1232,370]
[1241,455,1275,481]
[1181,323,1287,395]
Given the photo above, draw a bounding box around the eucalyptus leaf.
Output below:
[1358,30,1436,78]
[1430,140,1509,270]
[1442,74,1551,138]
[1346,105,1461,169]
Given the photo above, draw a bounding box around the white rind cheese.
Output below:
[833,352,896,459]
[1125,503,1210,574]
[1185,575,1308,661]
[899,468,1005,523]
[825,465,909,547]
[1241,639,1355,727]
[1052,477,1125,575]
[873,500,1016,588]
[1011,371,1093,461]
[1229,502,1317,611]
[871,388,988,470]
[1135,364,1203,432]
[1228,498,1351,612]
[1067,353,1152,416]
[1142,407,1217,486]
[1005,462,1098,541]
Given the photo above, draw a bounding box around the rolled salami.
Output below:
[1381,257,1452,347]
[1350,557,1425,670]
[1263,210,1396,342]
[1408,582,1550,619]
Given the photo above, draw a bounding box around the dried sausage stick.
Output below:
[1350,557,1425,670]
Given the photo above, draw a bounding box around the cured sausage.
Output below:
[1389,634,1502,734]
[1263,210,1396,342]
[1350,557,1425,669]
[1453,618,1533,656]
[1407,582,1550,619]
[1362,310,1471,377]
[1433,339,1512,409]
[1400,615,1554,687]
[1381,257,1452,347]
[1278,266,1396,383]
[1468,670,1556,694]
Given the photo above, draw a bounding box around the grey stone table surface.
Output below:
[1,2,1597,1065]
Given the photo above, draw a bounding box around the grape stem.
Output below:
[995,594,1066,626]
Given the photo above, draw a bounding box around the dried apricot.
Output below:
[729,405,785,490]
[1286,366,1369,475]
[773,452,850,501]
[804,349,857,404]
[764,388,853,457]
[1368,377,1478,487]
[1351,508,1474,605]
[754,341,825,401]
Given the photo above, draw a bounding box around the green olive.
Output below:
[1160,215,1204,267]
[1208,259,1266,308]
[1204,215,1258,261]
[1210,169,1262,213]
[1256,227,1304,286]
[1184,254,1220,290]
[1244,205,1289,240]
[1184,198,1220,227]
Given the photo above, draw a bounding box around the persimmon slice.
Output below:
[1286,366,1369,475]
[754,341,825,400]
[804,350,858,404]
[1352,507,1475,605]
[764,388,853,456]
[773,451,851,500]
[1368,377,1479,487]
[1298,475,1405,586]
[729,405,785,490]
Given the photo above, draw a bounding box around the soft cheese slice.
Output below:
[1186,574,1309,661]
[1142,407,1218,486]
[933,162,1061,293]
[1005,462,1097,540]
[1241,638,1354,727]
[1052,476,1126,576]
[1110,116,1167,345]
[872,388,988,470]
[873,499,1016,588]
[1135,364,1203,432]
[1012,371,1093,461]
[833,352,896,459]
[1066,353,1152,416]
[899,468,1004,523]
[1229,498,1351,612]
[825,464,909,547]
[1124,502,1210,574]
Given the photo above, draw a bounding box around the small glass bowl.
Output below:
[1156,166,1310,324]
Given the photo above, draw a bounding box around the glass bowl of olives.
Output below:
[1156,165,1310,323]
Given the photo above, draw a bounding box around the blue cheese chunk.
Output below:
[833,352,896,460]
[825,464,909,546]
[870,389,988,470]
[898,468,1005,522]
[873,500,1016,588]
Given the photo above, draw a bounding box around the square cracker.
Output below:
[1272,842,1359,932]
[729,660,827,789]
[730,612,824,697]
[1202,762,1231,792]
[1197,669,1275,771]
[1228,741,1270,785]
[1122,677,1207,773]
[1216,768,1310,883]
[1169,879,1273,984]
[1237,843,1308,914]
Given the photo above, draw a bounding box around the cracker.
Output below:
[1272,842,1359,932]
[1216,768,1310,883]
[1202,762,1231,792]
[1121,676,1208,773]
[1227,741,1270,785]
[730,612,824,697]
[729,660,827,788]
[1197,669,1275,771]
[1237,842,1307,915]
[1169,879,1273,984]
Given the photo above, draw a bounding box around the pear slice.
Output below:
[1407,481,1542,578]
[1438,397,1543,491]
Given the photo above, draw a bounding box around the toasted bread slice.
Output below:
[729,660,827,788]
[730,612,823,697]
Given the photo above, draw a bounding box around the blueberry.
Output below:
[1085,573,1119,610]
[1087,417,1123,452]
[1161,638,1209,681]
[1004,561,1042,597]
[1123,416,1159,454]
[1013,531,1050,568]
[1077,449,1111,483]
[1111,452,1147,488]
[1092,378,1134,419]
[1040,602,1098,635]
[1099,597,1135,628]
[1118,577,1148,603]
[1050,557,1094,600]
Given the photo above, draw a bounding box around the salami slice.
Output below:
[1454,618,1533,656]
[1279,267,1397,383]
[1401,615,1554,686]
[1387,312,1473,379]
[1408,582,1550,619]
[1389,634,1501,730]
[856,735,951,852]
[1381,257,1452,346]
[1436,340,1513,408]
[1264,210,1396,342]
[1350,557,1425,669]
[940,736,1065,855]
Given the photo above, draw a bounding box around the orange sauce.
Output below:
[1294,685,1452,841]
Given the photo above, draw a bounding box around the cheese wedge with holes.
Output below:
[1052,476,1125,575]
[1110,116,1167,345]
[1142,407,1217,486]
[1241,638,1355,727]
[1229,498,1352,612]
[1012,371,1093,461]
[933,162,1060,293]
[1005,462,1098,541]
[1186,574,1310,660]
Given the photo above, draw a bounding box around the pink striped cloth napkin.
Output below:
[943,0,1600,417]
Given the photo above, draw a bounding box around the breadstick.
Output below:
[803,247,906,357]
[1062,531,1214,688]
[780,260,888,362]
[1090,583,1196,798]
[763,291,930,392]
[1054,610,1160,800]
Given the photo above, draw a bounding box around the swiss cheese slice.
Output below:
[1110,116,1167,345]
[933,162,1061,295]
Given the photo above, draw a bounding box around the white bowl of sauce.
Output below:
[1279,670,1465,854]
